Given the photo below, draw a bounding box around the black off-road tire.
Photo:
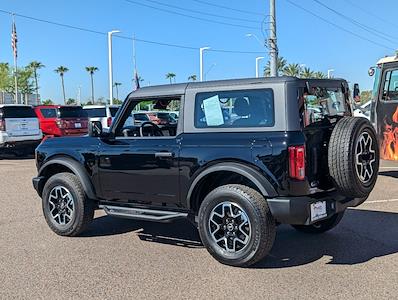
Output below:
[292,211,345,234]
[328,117,379,198]
[42,172,94,236]
[198,184,276,267]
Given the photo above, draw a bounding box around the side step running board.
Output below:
[100,205,188,223]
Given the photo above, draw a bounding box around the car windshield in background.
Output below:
[0,106,36,118]
[110,107,119,117]
[304,87,347,125]
[58,107,88,118]
[195,89,274,128]
[85,108,106,118]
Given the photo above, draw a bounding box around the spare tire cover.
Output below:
[328,117,379,198]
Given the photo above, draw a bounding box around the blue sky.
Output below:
[0,0,396,103]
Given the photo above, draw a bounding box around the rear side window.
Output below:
[85,108,106,118]
[58,107,88,118]
[0,106,36,118]
[40,108,57,118]
[134,113,149,121]
[194,89,275,128]
[303,86,348,126]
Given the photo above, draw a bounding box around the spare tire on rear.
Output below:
[328,117,379,198]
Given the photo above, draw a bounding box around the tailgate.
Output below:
[5,117,40,137]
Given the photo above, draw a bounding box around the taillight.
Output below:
[107,117,112,127]
[0,119,5,131]
[56,118,64,129]
[289,145,306,180]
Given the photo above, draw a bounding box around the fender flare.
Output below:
[185,162,277,209]
[38,157,96,199]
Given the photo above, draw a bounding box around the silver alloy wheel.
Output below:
[355,131,376,183]
[208,201,251,253]
[48,186,75,226]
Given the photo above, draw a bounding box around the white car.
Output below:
[83,105,121,130]
[0,104,43,155]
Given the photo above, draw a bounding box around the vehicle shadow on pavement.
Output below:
[379,171,398,179]
[254,208,398,269]
[82,208,398,264]
[82,216,203,248]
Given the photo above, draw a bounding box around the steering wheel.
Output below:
[140,122,163,137]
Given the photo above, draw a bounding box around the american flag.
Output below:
[11,19,17,58]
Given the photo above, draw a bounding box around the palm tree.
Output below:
[166,72,176,84]
[113,82,122,101]
[300,67,314,79]
[188,74,197,82]
[28,61,45,105]
[283,63,301,77]
[264,57,287,77]
[314,71,326,79]
[85,66,99,104]
[54,66,69,104]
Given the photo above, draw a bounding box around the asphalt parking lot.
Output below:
[0,157,397,299]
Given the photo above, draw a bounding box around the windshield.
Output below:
[58,107,88,118]
[372,67,381,99]
[304,86,347,125]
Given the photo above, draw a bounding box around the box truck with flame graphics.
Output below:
[369,55,398,160]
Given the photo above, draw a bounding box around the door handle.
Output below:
[155,152,174,158]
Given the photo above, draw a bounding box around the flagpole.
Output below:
[132,34,137,89]
[12,14,18,104]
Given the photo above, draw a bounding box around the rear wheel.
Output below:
[42,172,94,236]
[198,184,276,267]
[292,211,345,234]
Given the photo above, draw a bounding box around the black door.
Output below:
[97,137,180,205]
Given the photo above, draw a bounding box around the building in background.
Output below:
[0,91,39,105]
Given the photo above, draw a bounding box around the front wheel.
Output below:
[291,211,345,234]
[198,184,276,267]
[42,172,94,236]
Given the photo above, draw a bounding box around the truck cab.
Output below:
[369,55,398,160]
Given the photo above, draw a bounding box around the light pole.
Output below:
[328,69,334,79]
[246,33,263,47]
[200,47,210,82]
[256,57,265,78]
[269,0,278,77]
[108,30,120,105]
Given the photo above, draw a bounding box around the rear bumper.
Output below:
[0,138,42,150]
[267,191,367,225]
[0,132,42,147]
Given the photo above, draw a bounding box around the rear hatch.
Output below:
[301,82,351,191]
[57,107,88,131]
[1,106,41,137]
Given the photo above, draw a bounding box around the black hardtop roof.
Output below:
[128,76,347,99]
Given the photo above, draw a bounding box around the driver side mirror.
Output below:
[88,121,102,137]
[353,83,361,103]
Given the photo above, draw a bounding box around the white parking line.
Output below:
[363,198,398,204]
[379,167,398,170]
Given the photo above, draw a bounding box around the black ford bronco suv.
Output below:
[32,77,379,267]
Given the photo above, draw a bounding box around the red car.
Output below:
[34,105,89,137]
